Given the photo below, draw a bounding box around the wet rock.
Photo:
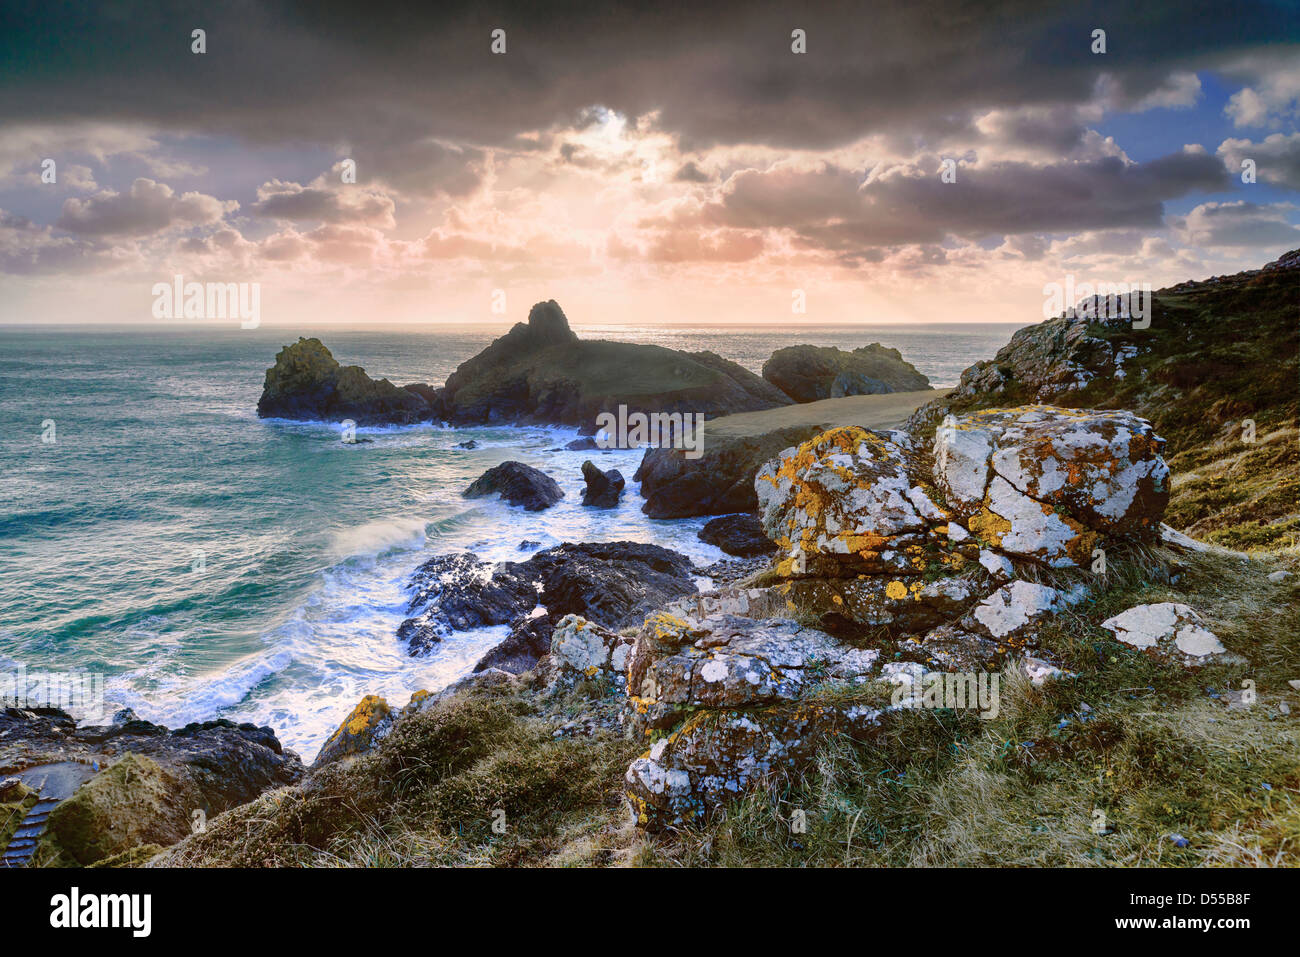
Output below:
[398,553,539,654]
[456,439,480,449]
[1101,602,1228,665]
[463,461,564,511]
[565,436,600,451]
[401,542,697,658]
[472,614,554,675]
[256,337,433,425]
[762,344,930,402]
[580,460,625,508]
[698,513,776,557]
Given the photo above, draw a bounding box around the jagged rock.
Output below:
[522,542,697,629]
[698,513,776,557]
[456,439,480,449]
[441,300,789,428]
[933,406,1169,566]
[580,460,625,508]
[400,542,697,658]
[398,553,539,654]
[256,337,434,425]
[1101,602,1228,665]
[636,426,824,518]
[755,426,938,576]
[565,436,600,451]
[473,614,554,674]
[314,694,393,767]
[463,461,564,511]
[762,344,931,402]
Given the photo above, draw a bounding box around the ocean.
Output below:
[0,322,1023,759]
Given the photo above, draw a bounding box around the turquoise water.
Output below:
[0,322,1022,758]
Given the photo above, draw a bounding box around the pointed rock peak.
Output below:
[527,299,579,345]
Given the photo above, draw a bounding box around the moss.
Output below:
[34,753,196,867]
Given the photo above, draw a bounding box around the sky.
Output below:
[0,0,1298,327]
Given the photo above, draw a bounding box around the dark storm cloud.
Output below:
[680,147,1231,257]
[0,0,1291,162]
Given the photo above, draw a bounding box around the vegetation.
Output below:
[156,540,1298,868]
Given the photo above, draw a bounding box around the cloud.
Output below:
[1223,60,1300,128]
[0,210,135,275]
[1217,132,1300,189]
[55,178,236,237]
[1171,201,1300,247]
[251,179,397,228]
[668,147,1229,263]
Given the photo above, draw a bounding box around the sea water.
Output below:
[0,322,1021,759]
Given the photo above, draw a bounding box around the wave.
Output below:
[328,517,430,560]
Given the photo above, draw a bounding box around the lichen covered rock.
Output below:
[755,426,936,576]
[314,694,394,767]
[933,406,1169,566]
[1101,602,1228,665]
[626,702,887,830]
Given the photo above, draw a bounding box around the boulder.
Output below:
[463,461,564,511]
[580,460,625,508]
[637,425,824,518]
[932,406,1169,565]
[762,344,930,403]
[313,695,393,767]
[256,337,433,425]
[698,513,776,557]
[755,426,938,576]
[1100,602,1228,665]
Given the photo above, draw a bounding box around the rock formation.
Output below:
[623,403,1175,828]
[399,542,698,665]
[463,461,564,511]
[0,708,302,866]
[440,300,790,429]
[580,460,625,508]
[762,343,931,402]
[256,337,437,425]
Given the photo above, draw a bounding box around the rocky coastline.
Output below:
[5,250,1296,867]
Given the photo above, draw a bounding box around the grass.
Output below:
[152,538,1299,868]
